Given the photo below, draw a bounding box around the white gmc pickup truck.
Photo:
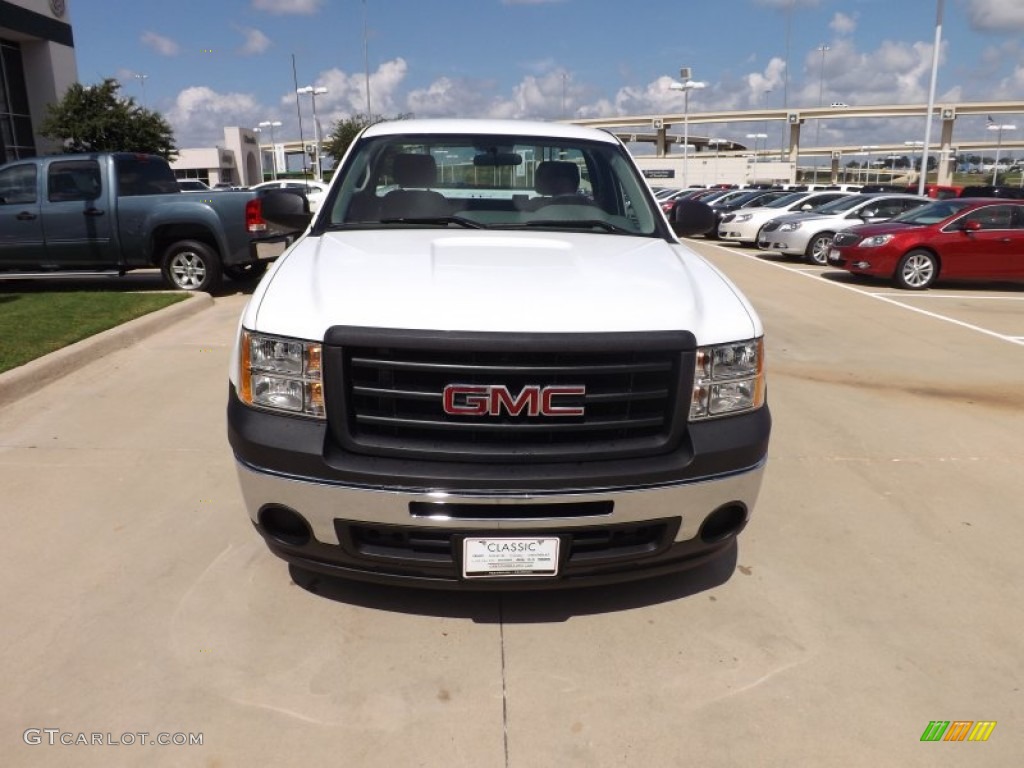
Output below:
[227,119,770,589]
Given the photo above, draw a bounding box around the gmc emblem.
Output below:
[443,384,585,417]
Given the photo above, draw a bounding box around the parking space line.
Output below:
[705,242,1024,348]
[869,292,1024,302]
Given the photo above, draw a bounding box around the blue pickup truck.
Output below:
[0,152,293,291]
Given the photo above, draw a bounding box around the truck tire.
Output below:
[161,240,222,292]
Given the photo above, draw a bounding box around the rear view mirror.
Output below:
[259,189,312,233]
[672,199,715,237]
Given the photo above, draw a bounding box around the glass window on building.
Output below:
[0,39,36,162]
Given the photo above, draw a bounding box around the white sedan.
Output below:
[250,180,330,212]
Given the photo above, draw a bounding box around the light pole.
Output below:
[258,120,282,180]
[746,133,768,164]
[987,122,1016,185]
[253,127,265,183]
[904,140,924,184]
[296,85,329,181]
[860,146,879,185]
[669,68,707,189]
[362,0,372,117]
[133,73,149,106]
[815,44,830,178]
[918,0,945,196]
[707,138,724,183]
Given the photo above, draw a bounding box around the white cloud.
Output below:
[746,57,786,102]
[168,86,263,147]
[237,27,271,55]
[830,12,857,36]
[965,0,1024,32]
[290,58,410,130]
[141,31,180,57]
[251,0,322,14]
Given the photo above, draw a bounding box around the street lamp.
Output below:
[296,85,329,181]
[133,73,149,106]
[987,122,1016,185]
[860,145,879,184]
[815,44,831,179]
[258,120,282,180]
[707,138,724,183]
[253,126,265,183]
[904,140,924,184]
[669,68,707,188]
[746,133,768,164]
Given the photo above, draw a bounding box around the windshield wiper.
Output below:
[377,215,486,229]
[505,219,632,235]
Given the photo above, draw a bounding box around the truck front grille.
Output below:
[323,327,695,462]
[338,519,678,568]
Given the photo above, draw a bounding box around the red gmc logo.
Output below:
[443,384,585,417]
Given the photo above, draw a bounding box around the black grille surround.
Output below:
[323,327,696,464]
[831,232,861,247]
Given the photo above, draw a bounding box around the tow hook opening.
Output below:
[699,503,749,543]
[258,504,312,547]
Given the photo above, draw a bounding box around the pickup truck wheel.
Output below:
[224,261,268,281]
[805,232,834,265]
[894,249,938,290]
[162,240,222,292]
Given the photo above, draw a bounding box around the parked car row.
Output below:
[702,186,1024,289]
[177,178,331,213]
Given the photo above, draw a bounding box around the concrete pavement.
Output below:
[2,251,1022,766]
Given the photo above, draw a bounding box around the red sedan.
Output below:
[826,198,1024,289]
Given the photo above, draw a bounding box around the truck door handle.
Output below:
[16,211,37,221]
[83,208,105,216]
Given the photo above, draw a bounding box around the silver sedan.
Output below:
[757,193,928,265]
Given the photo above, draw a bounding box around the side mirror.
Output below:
[672,199,716,237]
[961,219,982,232]
[800,203,813,211]
[258,189,312,233]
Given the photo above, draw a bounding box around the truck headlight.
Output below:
[860,234,893,248]
[238,330,325,418]
[690,339,765,420]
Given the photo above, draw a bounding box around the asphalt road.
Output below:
[1,245,1021,767]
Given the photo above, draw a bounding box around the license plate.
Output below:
[828,248,841,262]
[462,537,560,578]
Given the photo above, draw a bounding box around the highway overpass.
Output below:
[571,101,1024,185]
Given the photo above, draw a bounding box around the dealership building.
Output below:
[0,1,267,186]
[0,0,78,161]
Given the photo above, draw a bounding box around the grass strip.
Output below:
[0,292,188,374]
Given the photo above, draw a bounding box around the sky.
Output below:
[66,0,1024,156]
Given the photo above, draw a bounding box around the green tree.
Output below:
[39,78,176,159]
[322,112,412,163]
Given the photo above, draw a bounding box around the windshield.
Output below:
[764,192,805,209]
[812,195,866,214]
[890,199,974,225]
[322,132,662,236]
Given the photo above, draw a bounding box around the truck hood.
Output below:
[246,230,759,343]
